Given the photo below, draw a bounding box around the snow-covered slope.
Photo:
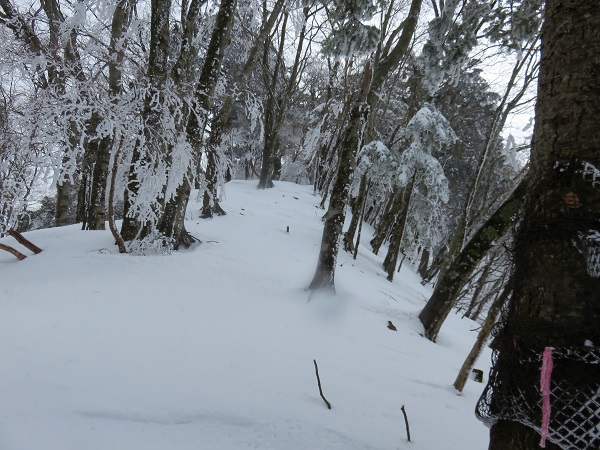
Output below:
[0,180,491,449]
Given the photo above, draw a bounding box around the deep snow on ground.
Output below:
[0,180,492,449]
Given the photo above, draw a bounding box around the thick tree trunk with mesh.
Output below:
[310,63,372,293]
[489,421,561,450]
[484,1,600,448]
[418,179,527,342]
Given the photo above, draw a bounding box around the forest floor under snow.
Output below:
[0,180,492,449]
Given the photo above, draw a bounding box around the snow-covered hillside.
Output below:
[0,180,491,449]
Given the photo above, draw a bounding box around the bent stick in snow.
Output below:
[313,359,331,410]
[7,229,42,254]
[0,243,27,260]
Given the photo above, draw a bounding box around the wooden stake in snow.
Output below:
[7,229,42,254]
[0,243,27,260]
[313,359,331,410]
[401,404,411,442]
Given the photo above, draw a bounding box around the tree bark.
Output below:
[453,281,510,393]
[419,179,527,342]
[86,0,133,230]
[200,0,286,214]
[417,247,429,280]
[257,6,310,190]
[108,136,127,253]
[55,175,73,227]
[343,173,368,252]
[159,0,236,240]
[484,1,600,448]
[121,0,172,241]
[309,61,372,293]
[462,255,496,319]
[383,172,416,281]
[257,12,288,190]
[370,187,398,255]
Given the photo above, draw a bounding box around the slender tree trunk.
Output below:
[370,187,398,255]
[75,172,88,226]
[159,0,236,241]
[121,0,172,241]
[257,12,287,190]
[86,0,133,230]
[484,1,600,448]
[344,173,368,252]
[85,112,109,230]
[201,0,285,215]
[462,256,495,318]
[353,194,367,260]
[258,6,309,190]
[310,62,372,293]
[383,172,415,281]
[55,176,73,227]
[417,247,429,280]
[434,41,540,283]
[418,179,527,342]
[453,281,510,393]
[108,136,127,253]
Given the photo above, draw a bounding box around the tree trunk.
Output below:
[160,0,236,236]
[344,173,368,252]
[55,174,73,227]
[353,195,367,260]
[108,136,127,253]
[482,1,600,448]
[85,112,109,230]
[370,187,398,255]
[121,0,172,241]
[257,6,309,190]
[86,0,133,230]
[419,179,527,342]
[309,62,372,293]
[453,281,510,393]
[462,256,496,319]
[201,0,285,213]
[417,247,429,280]
[383,172,415,281]
[257,12,287,190]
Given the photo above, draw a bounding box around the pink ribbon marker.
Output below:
[540,347,554,448]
